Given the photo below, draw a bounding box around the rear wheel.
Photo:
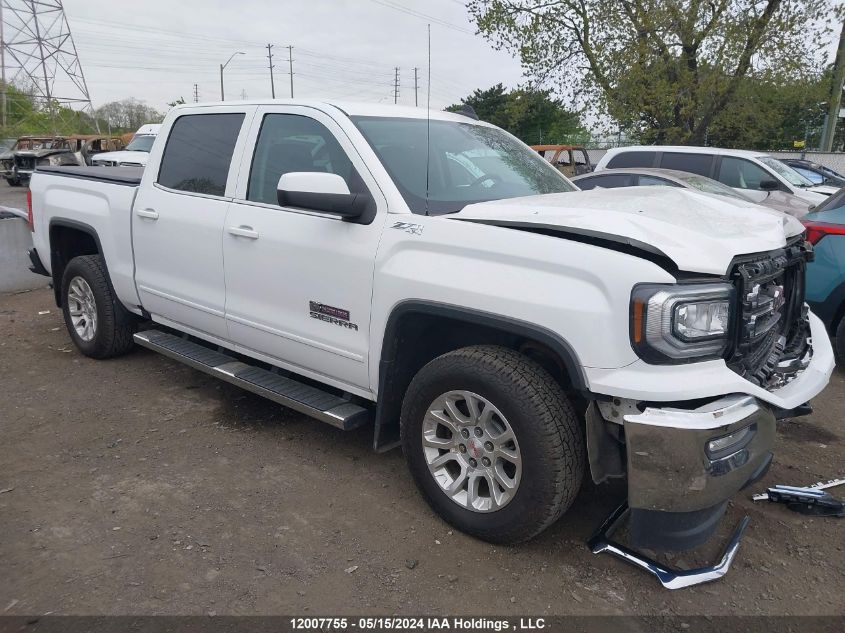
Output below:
[61,254,137,359]
[401,345,585,544]
[835,316,845,364]
[5,177,19,187]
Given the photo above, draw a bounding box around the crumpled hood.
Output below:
[91,150,150,165]
[450,187,805,275]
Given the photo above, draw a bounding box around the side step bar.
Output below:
[134,330,370,431]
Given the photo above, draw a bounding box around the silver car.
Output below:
[572,167,813,218]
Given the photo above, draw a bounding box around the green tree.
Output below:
[706,74,830,150]
[95,98,164,133]
[446,83,586,144]
[468,0,837,144]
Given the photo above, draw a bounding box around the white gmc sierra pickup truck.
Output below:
[27,101,834,563]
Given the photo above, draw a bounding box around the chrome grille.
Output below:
[727,240,812,390]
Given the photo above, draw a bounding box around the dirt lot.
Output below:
[1,185,843,617]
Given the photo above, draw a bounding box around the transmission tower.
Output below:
[0,0,98,134]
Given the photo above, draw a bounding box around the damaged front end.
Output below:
[587,240,818,556]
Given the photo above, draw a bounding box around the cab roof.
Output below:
[171,99,487,124]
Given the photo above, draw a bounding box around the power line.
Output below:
[367,0,474,34]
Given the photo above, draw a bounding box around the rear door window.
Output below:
[576,174,635,189]
[658,152,714,177]
[157,113,245,196]
[606,151,656,169]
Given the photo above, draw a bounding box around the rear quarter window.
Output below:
[606,151,656,169]
[576,173,635,189]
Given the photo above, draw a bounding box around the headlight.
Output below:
[630,283,734,363]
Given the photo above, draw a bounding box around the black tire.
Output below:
[835,316,845,365]
[5,177,19,187]
[401,345,585,544]
[61,254,137,359]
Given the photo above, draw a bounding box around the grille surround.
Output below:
[726,239,813,390]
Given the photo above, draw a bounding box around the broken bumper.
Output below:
[624,394,775,513]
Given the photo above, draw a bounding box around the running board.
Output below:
[133,330,370,430]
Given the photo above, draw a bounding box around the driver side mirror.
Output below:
[759,179,780,192]
[277,172,372,220]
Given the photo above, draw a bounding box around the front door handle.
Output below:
[227,225,259,239]
[136,208,159,220]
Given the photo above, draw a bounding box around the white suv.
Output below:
[595,146,836,205]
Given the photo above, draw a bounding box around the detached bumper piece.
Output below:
[588,502,750,590]
[764,485,844,517]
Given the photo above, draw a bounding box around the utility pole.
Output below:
[413,67,419,107]
[394,67,400,104]
[266,43,276,99]
[193,83,199,103]
[240,89,247,100]
[287,45,294,98]
[822,17,845,152]
[1,2,6,130]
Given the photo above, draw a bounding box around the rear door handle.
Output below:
[227,225,259,239]
[136,208,159,220]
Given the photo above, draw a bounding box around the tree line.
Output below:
[0,84,164,139]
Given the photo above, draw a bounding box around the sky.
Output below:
[59,0,526,112]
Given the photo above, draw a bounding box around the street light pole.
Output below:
[219,51,245,101]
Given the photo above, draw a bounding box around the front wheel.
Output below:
[5,177,19,187]
[61,254,137,359]
[401,345,585,544]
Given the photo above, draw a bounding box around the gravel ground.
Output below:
[0,182,843,617]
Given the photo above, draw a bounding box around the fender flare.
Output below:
[48,218,105,306]
[373,299,588,451]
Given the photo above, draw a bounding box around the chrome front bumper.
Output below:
[622,395,776,513]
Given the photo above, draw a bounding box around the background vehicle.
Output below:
[595,146,834,205]
[0,137,20,185]
[572,167,813,217]
[778,158,845,189]
[803,188,845,362]
[2,137,53,186]
[27,101,833,554]
[531,144,592,177]
[92,124,162,167]
[13,135,124,184]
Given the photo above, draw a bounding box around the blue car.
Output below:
[804,188,845,361]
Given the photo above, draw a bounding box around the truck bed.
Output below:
[35,165,143,186]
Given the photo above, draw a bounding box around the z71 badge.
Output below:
[309,301,358,330]
[391,221,424,235]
